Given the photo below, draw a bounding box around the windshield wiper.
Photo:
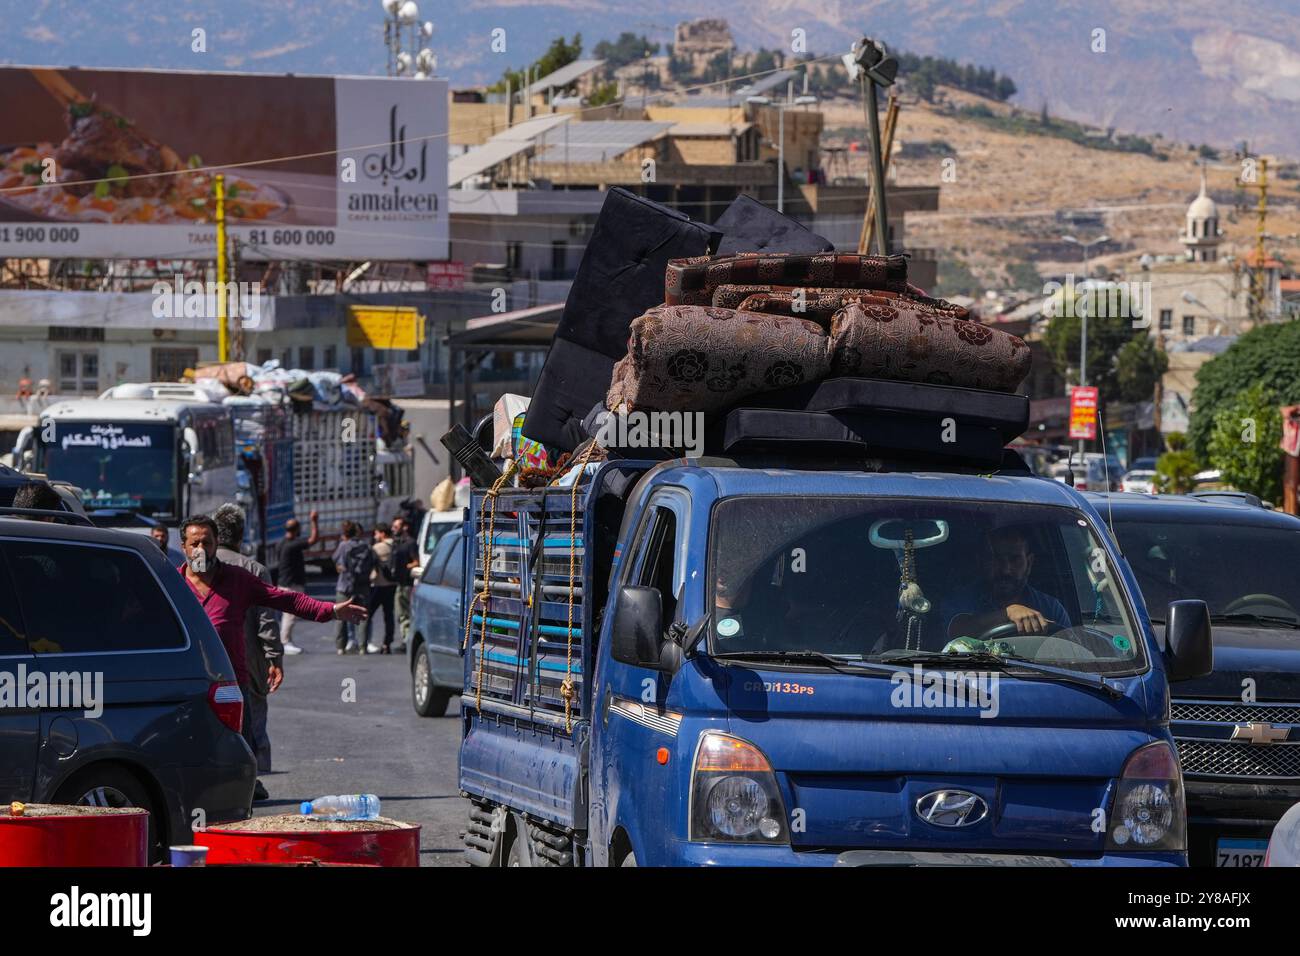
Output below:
[881,650,1125,699]
[1210,612,1300,630]
[710,649,899,677]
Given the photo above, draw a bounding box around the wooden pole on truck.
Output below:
[215,173,229,363]
[858,94,898,255]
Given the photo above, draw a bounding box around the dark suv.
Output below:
[1089,491,1300,867]
[0,510,255,859]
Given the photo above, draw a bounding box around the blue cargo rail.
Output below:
[459,480,598,845]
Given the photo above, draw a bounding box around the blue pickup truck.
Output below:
[455,380,1213,866]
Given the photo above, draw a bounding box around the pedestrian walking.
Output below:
[275,509,319,654]
[212,504,280,800]
[365,523,397,654]
[332,521,374,654]
[390,515,419,654]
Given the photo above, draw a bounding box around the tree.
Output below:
[1156,432,1200,494]
[1187,321,1300,459]
[1115,336,1168,404]
[751,48,779,76]
[911,71,936,102]
[587,81,621,107]
[593,32,658,70]
[1206,383,1284,502]
[701,50,733,84]
[490,34,583,94]
[1043,287,1149,408]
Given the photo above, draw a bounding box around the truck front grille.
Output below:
[1175,740,1300,779]
[1172,700,1300,724]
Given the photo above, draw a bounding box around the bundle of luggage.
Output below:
[610,259,1029,413]
[521,188,1032,458]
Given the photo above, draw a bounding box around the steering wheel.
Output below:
[973,621,1116,659]
[1222,593,1298,616]
[974,622,1023,643]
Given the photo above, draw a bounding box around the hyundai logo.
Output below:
[915,790,989,828]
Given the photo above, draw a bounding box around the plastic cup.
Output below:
[170,844,209,867]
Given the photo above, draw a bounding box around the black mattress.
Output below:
[707,377,1029,464]
[522,188,721,450]
[713,194,835,255]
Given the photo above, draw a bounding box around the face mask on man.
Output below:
[188,547,209,573]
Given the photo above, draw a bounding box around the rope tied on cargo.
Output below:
[558,441,597,733]
[470,460,519,712]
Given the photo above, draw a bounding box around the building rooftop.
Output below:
[666,121,753,137]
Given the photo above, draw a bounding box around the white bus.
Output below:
[16,391,238,526]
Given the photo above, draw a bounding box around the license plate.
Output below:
[1215,837,1268,867]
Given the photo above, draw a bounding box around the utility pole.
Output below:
[215,173,228,363]
[1061,233,1110,458]
[230,236,245,362]
[777,105,785,213]
[1250,156,1269,325]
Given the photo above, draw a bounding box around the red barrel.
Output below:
[0,805,149,867]
[196,821,420,867]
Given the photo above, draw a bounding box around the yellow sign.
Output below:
[347,306,426,350]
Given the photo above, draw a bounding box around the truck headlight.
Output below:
[689,733,787,844]
[1106,741,1186,852]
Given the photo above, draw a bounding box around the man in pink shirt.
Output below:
[178,515,368,689]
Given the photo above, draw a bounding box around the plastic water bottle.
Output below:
[299,794,381,820]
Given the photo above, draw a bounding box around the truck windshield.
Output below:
[1111,519,1300,630]
[39,422,176,515]
[709,496,1145,675]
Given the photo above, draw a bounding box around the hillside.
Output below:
[5,0,1300,154]
[819,87,1300,296]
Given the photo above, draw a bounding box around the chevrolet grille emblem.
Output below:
[1231,722,1290,745]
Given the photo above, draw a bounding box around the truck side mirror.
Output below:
[611,585,677,672]
[1164,599,1213,682]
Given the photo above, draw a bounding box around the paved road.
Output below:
[250,575,468,867]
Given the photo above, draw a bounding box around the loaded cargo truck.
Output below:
[289,406,413,569]
[455,378,1214,866]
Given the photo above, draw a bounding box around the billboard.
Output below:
[0,67,447,260]
[1068,386,1099,441]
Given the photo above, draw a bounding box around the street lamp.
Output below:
[1061,233,1109,458]
[748,93,818,214]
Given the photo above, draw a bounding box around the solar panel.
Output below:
[532,121,673,163]
[526,59,606,95]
